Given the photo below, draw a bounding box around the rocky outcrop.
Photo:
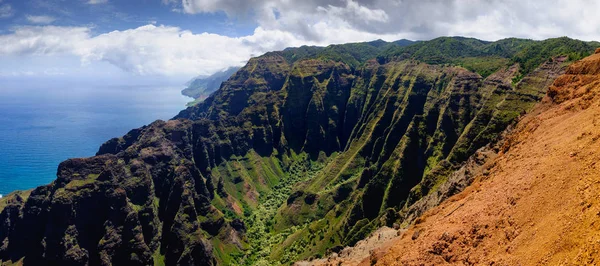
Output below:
[0,39,596,265]
[299,47,600,266]
[364,50,600,266]
[396,56,568,228]
[305,57,566,252]
[182,67,241,102]
[0,120,222,266]
[548,52,600,105]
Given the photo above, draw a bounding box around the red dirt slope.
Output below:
[308,52,600,265]
[370,52,600,265]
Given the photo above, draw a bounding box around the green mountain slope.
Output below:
[380,36,596,78]
[182,67,241,106]
[0,37,597,266]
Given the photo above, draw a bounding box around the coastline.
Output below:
[0,84,191,196]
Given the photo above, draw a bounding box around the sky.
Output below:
[0,0,599,82]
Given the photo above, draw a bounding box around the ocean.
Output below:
[0,80,190,196]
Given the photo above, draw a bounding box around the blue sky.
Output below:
[0,0,598,82]
[0,0,257,36]
[0,0,262,82]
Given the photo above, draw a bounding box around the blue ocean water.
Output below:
[0,80,190,196]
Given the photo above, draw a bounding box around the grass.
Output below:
[4,36,594,265]
[186,98,204,107]
[454,56,511,77]
[240,153,328,265]
[152,248,165,266]
[0,257,24,266]
[65,179,96,190]
[378,36,598,79]
[0,190,32,213]
[211,237,245,265]
[182,37,600,264]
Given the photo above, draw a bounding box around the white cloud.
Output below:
[0,26,90,55]
[174,0,600,42]
[79,25,257,76]
[87,0,108,4]
[0,24,325,77]
[26,15,57,24]
[0,22,421,77]
[0,3,13,18]
[1,0,600,79]
[317,1,389,24]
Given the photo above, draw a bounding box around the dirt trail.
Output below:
[295,227,401,266]
[306,53,600,265]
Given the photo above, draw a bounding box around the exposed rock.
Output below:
[1,38,596,265]
[304,50,600,266]
[182,67,241,102]
[0,120,218,266]
[370,51,600,266]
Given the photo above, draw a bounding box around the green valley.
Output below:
[1,36,597,266]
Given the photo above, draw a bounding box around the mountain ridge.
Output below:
[182,67,242,106]
[305,48,600,266]
[0,36,598,266]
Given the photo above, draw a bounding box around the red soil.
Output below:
[308,52,600,266]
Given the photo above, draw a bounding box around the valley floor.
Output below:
[302,54,600,265]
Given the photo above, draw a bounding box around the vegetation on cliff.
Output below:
[0,37,597,266]
[182,67,241,106]
[311,49,600,266]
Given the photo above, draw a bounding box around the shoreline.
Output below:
[0,85,191,198]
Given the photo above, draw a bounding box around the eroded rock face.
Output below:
[549,53,600,105]
[365,51,600,266]
[0,41,592,265]
[397,56,569,228]
[0,120,219,266]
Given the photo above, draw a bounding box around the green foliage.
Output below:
[193,38,594,264]
[511,37,596,79]
[152,249,165,266]
[242,154,326,265]
[344,218,378,246]
[0,190,32,213]
[453,56,510,78]
[182,67,240,101]
[211,237,245,265]
[65,179,96,190]
[273,39,414,68]
[378,36,597,78]
[393,37,490,64]
[5,35,596,266]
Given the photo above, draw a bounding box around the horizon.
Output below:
[1,35,596,85]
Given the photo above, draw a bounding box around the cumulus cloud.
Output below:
[79,25,258,76]
[0,26,90,55]
[26,15,57,24]
[0,24,328,76]
[174,0,600,41]
[2,0,600,78]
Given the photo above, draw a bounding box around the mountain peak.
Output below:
[304,48,600,266]
[1,37,599,266]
